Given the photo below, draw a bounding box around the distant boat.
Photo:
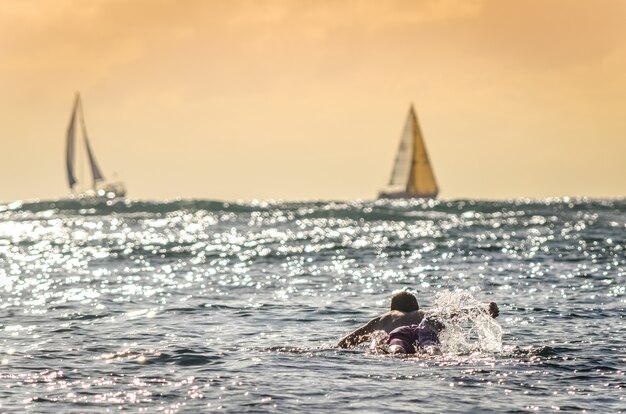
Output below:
[378,104,438,199]
[65,92,126,199]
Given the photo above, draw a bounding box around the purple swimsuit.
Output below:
[387,317,442,354]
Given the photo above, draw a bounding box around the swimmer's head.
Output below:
[390,290,419,312]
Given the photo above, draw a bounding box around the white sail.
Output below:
[65,92,126,199]
[387,106,415,191]
[65,95,79,189]
[77,97,105,185]
[379,104,438,199]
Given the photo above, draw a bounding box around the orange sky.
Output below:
[1,0,625,202]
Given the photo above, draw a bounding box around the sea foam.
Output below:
[432,290,503,354]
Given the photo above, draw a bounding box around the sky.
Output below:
[1,0,625,202]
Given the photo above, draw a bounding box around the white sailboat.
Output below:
[378,104,438,199]
[66,92,126,199]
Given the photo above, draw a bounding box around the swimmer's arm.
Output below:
[337,317,381,348]
[447,302,499,319]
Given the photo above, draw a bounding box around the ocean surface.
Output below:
[0,198,624,413]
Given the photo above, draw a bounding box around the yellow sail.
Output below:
[379,104,438,199]
[406,106,438,197]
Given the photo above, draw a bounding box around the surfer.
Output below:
[337,290,499,349]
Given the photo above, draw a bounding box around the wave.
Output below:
[2,197,624,220]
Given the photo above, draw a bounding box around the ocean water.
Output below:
[0,198,624,413]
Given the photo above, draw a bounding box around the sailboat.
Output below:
[378,104,438,199]
[65,92,127,199]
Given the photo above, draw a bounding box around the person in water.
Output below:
[337,290,499,350]
[337,290,425,348]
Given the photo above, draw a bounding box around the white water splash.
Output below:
[430,290,503,354]
[368,330,390,354]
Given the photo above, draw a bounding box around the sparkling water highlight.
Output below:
[0,198,624,412]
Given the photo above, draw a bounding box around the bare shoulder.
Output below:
[397,310,425,325]
[378,310,426,332]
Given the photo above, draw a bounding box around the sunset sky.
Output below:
[1,0,625,202]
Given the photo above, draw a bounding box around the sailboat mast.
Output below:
[77,94,106,190]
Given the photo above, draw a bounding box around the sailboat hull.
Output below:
[378,191,437,200]
[70,182,126,200]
